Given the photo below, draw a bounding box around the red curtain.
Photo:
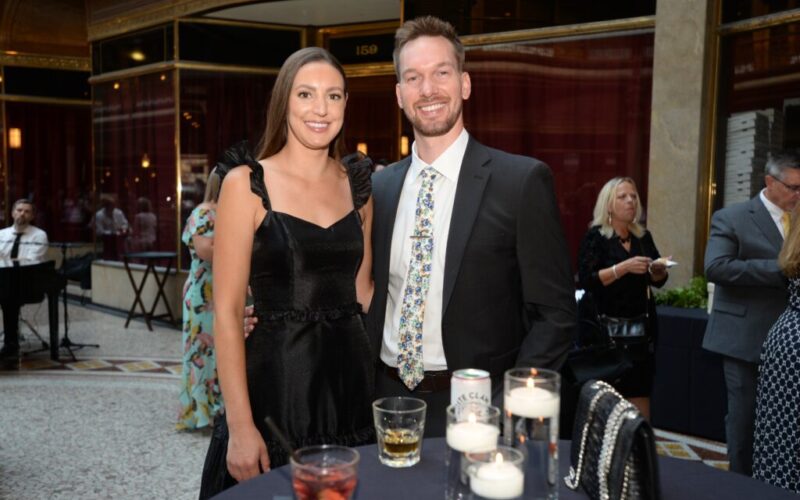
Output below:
[6,102,92,243]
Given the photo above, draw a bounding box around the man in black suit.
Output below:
[369,16,576,436]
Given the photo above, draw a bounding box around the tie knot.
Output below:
[420,166,439,181]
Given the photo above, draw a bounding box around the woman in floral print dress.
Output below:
[177,170,223,430]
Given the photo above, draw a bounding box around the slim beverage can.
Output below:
[451,368,491,413]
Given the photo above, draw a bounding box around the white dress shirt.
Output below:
[759,189,789,239]
[381,129,470,371]
[0,225,49,263]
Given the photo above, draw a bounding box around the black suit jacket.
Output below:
[367,137,576,380]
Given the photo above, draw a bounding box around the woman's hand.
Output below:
[621,256,652,275]
[244,305,258,338]
[227,423,270,481]
[648,256,671,280]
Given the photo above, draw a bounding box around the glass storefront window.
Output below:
[463,31,655,264]
[93,71,176,261]
[715,21,800,208]
[5,101,91,242]
[178,70,276,269]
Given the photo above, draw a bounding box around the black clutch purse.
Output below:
[564,380,661,500]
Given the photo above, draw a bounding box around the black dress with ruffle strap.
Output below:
[199,144,375,499]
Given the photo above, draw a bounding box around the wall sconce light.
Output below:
[400,135,409,156]
[130,50,145,62]
[113,82,120,90]
[357,142,368,155]
[141,153,151,169]
[160,74,166,81]
[8,128,22,149]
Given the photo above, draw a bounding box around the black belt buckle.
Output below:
[382,362,451,393]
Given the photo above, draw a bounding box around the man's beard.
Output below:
[405,100,462,138]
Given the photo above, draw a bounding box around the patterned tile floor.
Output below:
[0,301,732,498]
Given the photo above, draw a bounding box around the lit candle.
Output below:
[504,378,559,418]
[446,413,500,453]
[469,454,524,499]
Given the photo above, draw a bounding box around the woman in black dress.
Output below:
[753,206,800,492]
[199,47,375,498]
[578,177,669,418]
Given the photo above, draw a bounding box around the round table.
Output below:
[213,438,797,499]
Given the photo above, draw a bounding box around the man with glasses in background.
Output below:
[703,150,800,475]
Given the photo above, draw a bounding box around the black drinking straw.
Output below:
[264,416,296,460]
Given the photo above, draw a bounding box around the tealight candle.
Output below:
[469,454,524,499]
[446,414,499,453]
[504,378,559,418]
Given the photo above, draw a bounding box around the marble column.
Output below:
[647,0,714,287]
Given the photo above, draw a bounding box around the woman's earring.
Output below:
[607,214,612,225]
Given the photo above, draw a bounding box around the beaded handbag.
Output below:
[564,380,661,500]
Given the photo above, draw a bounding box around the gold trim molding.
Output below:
[0,51,90,71]
[87,0,242,42]
[88,60,280,84]
[317,21,400,38]
[698,0,723,275]
[176,61,280,76]
[718,8,800,35]
[89,62,174,84]
[344,62,395,78]
[461,16,655,46]
[179,17,304,32]
[316,21,400,48]
[0,95,91,106]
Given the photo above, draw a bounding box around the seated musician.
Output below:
[0,199,48,359]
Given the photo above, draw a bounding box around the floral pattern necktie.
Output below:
[397,166,440,390]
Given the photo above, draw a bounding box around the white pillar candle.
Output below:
[446,421,500,452]
[504,379,559,419]
[469,456,524,499]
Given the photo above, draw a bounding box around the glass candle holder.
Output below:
[445,402,501,500]
[465,445,525,500]
[503,368,560,500]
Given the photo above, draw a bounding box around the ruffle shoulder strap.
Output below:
[341,152,372,211]
[214,140,270,210]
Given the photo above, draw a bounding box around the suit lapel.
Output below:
[442,138,491,315]
[749,196,783,251]
[375,158,412,288]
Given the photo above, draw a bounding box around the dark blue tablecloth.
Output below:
[214,438,796,499]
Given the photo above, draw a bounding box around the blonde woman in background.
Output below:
[177,169,223,431]
[753,203,800,492]
[577,177,670,418]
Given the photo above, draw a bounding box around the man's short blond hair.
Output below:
[393,16,465,80]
